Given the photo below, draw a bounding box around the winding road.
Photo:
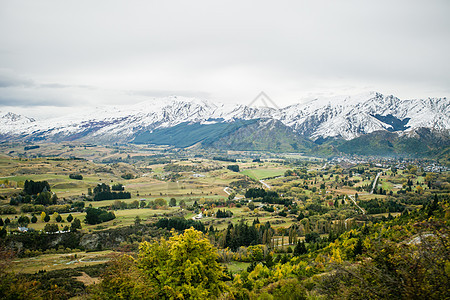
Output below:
[259,179,271,190]
[346,171,383,215]
[223,187,243,200]
[370,172,382,194]
[223,187,232,195]
[348,194,366,215]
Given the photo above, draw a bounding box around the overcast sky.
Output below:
[1,0,449,119]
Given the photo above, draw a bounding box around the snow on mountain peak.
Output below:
[0,92,448,143]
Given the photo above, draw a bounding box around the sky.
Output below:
[0,0,449,119]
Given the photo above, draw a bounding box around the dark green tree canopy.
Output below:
[23,180,51,195]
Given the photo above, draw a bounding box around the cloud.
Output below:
[0,0,448,117]
[0,69,102,107]
[39,83,95,89]
[128,90,211,99]
[0,96,62,107]
[0,70,35,88]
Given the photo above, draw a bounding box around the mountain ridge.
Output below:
[1,93,448,150]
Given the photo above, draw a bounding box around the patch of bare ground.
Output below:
[74,272,100,286]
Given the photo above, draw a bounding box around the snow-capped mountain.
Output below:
[0,111,35,139]
[0,92,448,144]
[0,111,35,127]
[279,92,449,140]
[0,97,275,143]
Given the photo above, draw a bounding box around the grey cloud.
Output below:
[128,90,211,99]
[39,83,95,89]
[0,95,70,107]
[0,72,35,88]
[0,0,448,117]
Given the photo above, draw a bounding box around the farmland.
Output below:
[0,142,448,298]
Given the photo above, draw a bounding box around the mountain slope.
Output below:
[132,118,332,155]
[280,92,449,140]
[0,111,36,140]
[209,119,322,153]
[338,128,450,157]
[133,119,258,148]
[0,93,448,150]
[8,97,275,143]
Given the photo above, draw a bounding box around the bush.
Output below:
[216,209,233,218]
[156,217,205,232]
[121,173,134,180]
[154,198,167,207]
[305,232,320,243]
[18,215,30,226]
[227,165,240,172]
[245,188,266,199]
[44,223,59,233]
[70,218,82,231]
[69,174,83,180]
[85,207,116,225]
[34,191,57,205]
[213,156,236,162]
[93,183,131,201]
[21,204,38,213]
[71,201,85,210]
[0,205,17,214]
[47,204,71,214]
[111,183,124,191]
[278,211,287,217]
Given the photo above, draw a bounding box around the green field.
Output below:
[0,142,447,299]
[0,145,445,273]
[240,168,288,180]
[11,250,113,274]
[225,261,251,274]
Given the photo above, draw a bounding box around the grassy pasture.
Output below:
[0,145,439,242]
[240,168,288,180]
[11,250,113,274]
[225,261,251,274]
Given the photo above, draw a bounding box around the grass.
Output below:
[108,208,177,228]
[11,250,113,274]
[240,168,288,180]
[381,180,393,191]
[0,148,434,248]
[370,212,401,218]
[225,261,250,274]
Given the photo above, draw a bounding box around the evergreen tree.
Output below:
[18,216,30,226]
[353,237,363,257]
[66,214,73,222]
[293,240,307,256]
[70,218,82,231]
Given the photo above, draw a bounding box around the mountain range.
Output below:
[1,92,448,157]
